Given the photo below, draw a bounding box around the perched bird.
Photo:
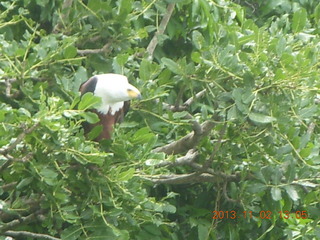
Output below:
[79,73,141,141]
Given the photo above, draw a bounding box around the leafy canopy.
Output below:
[0,0,320,239]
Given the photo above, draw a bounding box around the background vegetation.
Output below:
[1,0,320,239]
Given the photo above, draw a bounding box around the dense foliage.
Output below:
[1,0,320,239]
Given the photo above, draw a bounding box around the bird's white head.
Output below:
[93,74,141,114]
[94,74,141,102]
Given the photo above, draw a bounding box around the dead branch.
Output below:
[146,3,175,58]
[4,231,60,240]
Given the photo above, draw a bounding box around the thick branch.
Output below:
[146,3,175,58]
[153,120,216,155]
[4,231,60,240]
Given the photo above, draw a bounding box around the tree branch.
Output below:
[147,172,224,184]
[77,42,112,56]
[4,231,60,240]
[153,120,216,155]
[0,211,42,232]
[156,149,199,167]
[146,3,175,58]
[0,123,39,155]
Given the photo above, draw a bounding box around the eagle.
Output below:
[79,73,141,141]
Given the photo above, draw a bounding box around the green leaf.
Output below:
[79,112,99,124]
[131,127,156,144]
[118,168,135,181]
[227,105,238,121]
[16,177,33,189]
[115,53,129,66]
[198,224,209,240]
[191,51,201,63]
[78,92,101,110]
[61,225,86,240]
[64,46,77,58]
[249,112,276,124]
[40,168,58,186]
[74,66,88,92]
[192,30,205,50]
[117,0,132,21]
[247,182,268,193]
[292,8,307,33]
[63,110,79,118]
[271,187,282,201]
[284,185,299,201]
[172,111,188,119]
[315,3,320,24]
[139,59,160,81]
[87,125,102,140]
[161,57,183,75]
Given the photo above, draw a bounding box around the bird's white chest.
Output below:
[96,101,124,115]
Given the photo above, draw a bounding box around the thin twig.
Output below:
[158,88,207,112]
[52,0,74,33]
[203,122,227,169]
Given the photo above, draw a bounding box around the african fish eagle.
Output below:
[79,73,141,141]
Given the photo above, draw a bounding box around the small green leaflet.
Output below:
[249,112,276,124]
